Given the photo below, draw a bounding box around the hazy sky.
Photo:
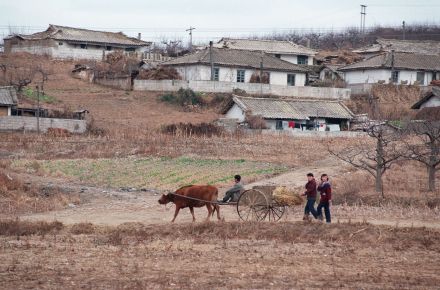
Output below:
[0,0,439,44]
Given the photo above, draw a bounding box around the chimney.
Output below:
[137,33,141,40]
[306,38,311,48]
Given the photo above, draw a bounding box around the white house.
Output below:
[339,52,440,85]
[412,87,440,110]
[3,24,151,60]
[214,38,317,65]
[0,86,18,116]
[353,38,440,59]
[161,47,309,86]
[221,95,354,131]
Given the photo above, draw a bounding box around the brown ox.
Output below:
[158,185,221,222]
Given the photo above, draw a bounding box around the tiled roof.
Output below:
[353,38,440,55]
[214,38,317,55]
[411,87,440,109]
[339,52,440,71]
[226,96,353,120]
[162,48,309,73]
[0,86,18,106]
[6,24,151,47]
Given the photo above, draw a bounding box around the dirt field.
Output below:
[1,220,440,289]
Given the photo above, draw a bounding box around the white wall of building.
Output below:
[225,103,246,122]
[343,69,438,85]
[9,40,147,60]
[174,65,306,86]
[421,95,440,108]
[279,54,314,65]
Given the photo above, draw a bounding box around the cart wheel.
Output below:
[237,189,269,221]
[266,200,286,222]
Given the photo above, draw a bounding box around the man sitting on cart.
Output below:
[221,174,244,203]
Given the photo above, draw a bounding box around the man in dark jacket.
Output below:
[222,175,244,202]
[302,173,318,221]
[317,174,332,223]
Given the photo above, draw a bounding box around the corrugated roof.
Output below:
[162,48,309,73]
[339,52,440,71]
[0,86,18,106]
[229,96,353,120]
[353,38,440,55]
[6,24,151,47]
[214,38,317,55]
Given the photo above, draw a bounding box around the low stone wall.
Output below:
[246,129,366,138]
[94,76,132,91]
[0,116,87,133]
[134,80,351,100]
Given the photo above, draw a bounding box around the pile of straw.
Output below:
[273,186,304,206]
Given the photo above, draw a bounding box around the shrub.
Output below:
[137,67,181,80]
[161,122,223,137]
[245,114,267,129]
[159,88,204,107]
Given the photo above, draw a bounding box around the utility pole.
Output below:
[402,21,406,40]
[360,5,367,35]
[186,26,195,52]
[260,52,264,95]
[36,85,40,134]
[209,41,214,81]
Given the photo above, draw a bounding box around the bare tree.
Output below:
[328,123,402,197]
[403,120,440,192]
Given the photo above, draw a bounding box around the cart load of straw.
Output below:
[273,186,304,206]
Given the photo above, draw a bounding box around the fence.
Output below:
[94,76,132,91]
[134,80,351,100]
[0,116,87,133]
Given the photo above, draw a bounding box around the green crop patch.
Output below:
[12,156,289,190]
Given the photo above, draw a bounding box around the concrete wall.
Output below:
[348,83,432,95]
[343,69,440,85]
[256,130,366,138]
[173,64,307,86]
[133,79,350,100]
[0,116,87,133]
[94,76,132,91]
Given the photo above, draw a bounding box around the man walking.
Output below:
[302,173,318,221]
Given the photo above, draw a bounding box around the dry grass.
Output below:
[1,220,440,289]
[0,170,80,215]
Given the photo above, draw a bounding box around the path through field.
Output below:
[11,165,440,229]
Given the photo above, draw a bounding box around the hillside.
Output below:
[9,55,219,132]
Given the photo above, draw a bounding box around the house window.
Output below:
[276,120,283,130]
[80,44,87,49]
[237,70,245,83]
[416,72,425,84]
[391,71,399,83]
[106,46,112,51]
[125,47,136,52]
[297,55,308,65]
[287,74,296,86]
[58,42,63,46]
[213,67,220,81]
[275,54,281,58]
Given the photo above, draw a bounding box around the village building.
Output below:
[0,86,18,116]
[411,87,440,120]
[3,24,151,60]
[221,95,354,131]
[338,52,440,85]
[214,38,317,65]
[319,64,344,81]
[161,47,310,86]
[353,38,440,58]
